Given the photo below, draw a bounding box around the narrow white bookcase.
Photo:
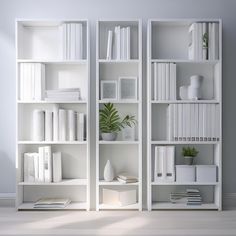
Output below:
[147,19,222,210]
[16,19,90,210]
[96,20,142,210]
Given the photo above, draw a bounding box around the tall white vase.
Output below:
[104,160,114,182]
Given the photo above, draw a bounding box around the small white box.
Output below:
[103,188,137,206]
[196,165,217,182]
[176,165,195,182]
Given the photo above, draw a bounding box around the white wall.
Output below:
[0,0,235,208]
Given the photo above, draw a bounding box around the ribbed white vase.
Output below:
[104,160,114,182]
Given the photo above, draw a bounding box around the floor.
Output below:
[1,208,236,235]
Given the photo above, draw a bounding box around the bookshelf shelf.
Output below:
[16,19,90,211]
[147,19,222,211]
[96,20,142,211]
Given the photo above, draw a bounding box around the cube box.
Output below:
[176,165,195,182]
[196,165,217,182]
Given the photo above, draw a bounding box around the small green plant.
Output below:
[203,32,208,49]
[182,146,199,157]
[99,103,137,133]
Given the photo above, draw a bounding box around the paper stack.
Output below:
[34,198,71,209]
[117,173,138,184]
[45,88,81,101]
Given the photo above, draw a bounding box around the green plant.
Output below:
[203,32,208,49]
[99,103,137,133]
[182,146,199,157]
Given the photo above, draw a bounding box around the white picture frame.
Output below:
[100,80,118,100]
[118,77,137,100]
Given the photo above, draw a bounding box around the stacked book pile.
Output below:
[153,63,176,100]
[45,88,81,101]
[20,63,45,101]
[61,23,83,60]
[34,198,71,209]
[33,106,86,142]
[24,146,62,183]
[106,26,131,60]
[117,173,138,184]
[188,22,219,60]
[170,189,202,206]
[167,103,220,142]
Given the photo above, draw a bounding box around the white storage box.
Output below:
[103,188,137,206]
[176,165,195,182]
[196,165,217,182]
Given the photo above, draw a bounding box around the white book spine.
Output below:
[154,146,158,182]
[188,23,194,60]
[207,104,212,141]
[195,104,199,141]
[45,110,53,141]
[23,153,29,182]
[215,23,219,60]
[67,23,71,60]
[186,104,191,141]
[44,146,52,183]
[113,27,118,60]
[173,104,178,141]
[59,109,67,141]
[126,27,130,59]
[202,22,207,60]
[53,104,59,141]
[67,110,75,141]
[77,113,85,141]
[34,153,39,182]
[31,63,35,100]
[62,23,67,60]
[165,63,170,100]
[167,104,172,141]
[32,109,45,141]
[121,27,125,60]
[199,104,204,141]
[161,63,166,100]
[38,147,45,182]
[190,104,195,141]
[20,63,25,100]
[216,104,220,141]
[157,63,162,100]
[211,104,216,140]
[116,26,121,60]
[123,27,127,60]
[170,63,176,100]
[166,146,175,182]
[156,146,166,182]
[75,23,83,59]
[178,104,183,141]
[203,104,207,141]
[106,30,113,60]
[70,23,76,60]
[153,63,157,100]
[52,152,62,183]
[25,63,31,100]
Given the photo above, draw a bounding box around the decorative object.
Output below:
[196,165,217,182]
[202,32,209,59]
[176,165,195,182]
[122,126,135,141]
[179,86,188,100]
[103,160,114,182]
[103,188,137,206]
[188,75,203,100]
[99,103,137,141]
[101,80,118,100]
[118,77,137,100]
[182,146,199,165]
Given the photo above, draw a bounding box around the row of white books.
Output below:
[45,88,81,101]
[167,104,220,141]
[34,198,71,209]
[153,63,176,100]
[33,107,86,142]
[154,146,175,182]
[188,22,219,60]
[24,147,62,183]
[61,23,83,60]
[106,26,130,60]
[20,63,45,101]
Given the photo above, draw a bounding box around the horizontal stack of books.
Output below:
[167,103,220,142]
[33,107,86,142]
[20,63,45,101]
[106,26,130,60]
[61,23,83,60]
[34,198,71,209]
[188,22,219,60]
[116,173,138,184]
[24,147,62,183]
[45,88,81,101]
[153,63,176,100]
[170,189,202,205]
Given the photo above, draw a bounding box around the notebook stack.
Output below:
[34,198,71,209]
[170,189,202,205]
[45,88,81,101]
[117,173,138,184]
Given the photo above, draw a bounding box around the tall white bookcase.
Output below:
[147,19,222,210]
[96,20,142,210]
[16,19,90,210]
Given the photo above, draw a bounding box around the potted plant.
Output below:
[99,103,137,141]
[182,146,199,165]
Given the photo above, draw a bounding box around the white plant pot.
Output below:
[104,160,114,182]
[190,75,203,88]
[179,86,188,100]
[122,126,135,141]
[188,86,201,100]
[101,132,117,141]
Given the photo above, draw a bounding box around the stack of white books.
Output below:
[61,23,83,60]
[170,189,202,205]
[106,26,131,60]
[154,146,175,182]
[24,147,62,183]
[34,198,71,209]
[45,88,81,101]
[20,63,45,101]
[32,107,86,142]
[167,104,220,142]
[153,63,176,100]
[188,22,219,60]
[116,173,138,184]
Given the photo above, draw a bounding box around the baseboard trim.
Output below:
[0,193,15,207]
[223,193,236,209]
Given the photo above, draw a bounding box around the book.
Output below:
[59,109,67,141]
[165,63,170,100]
[24,153,38,182]
[166,146,175,182]
[116,26,121,60]
[70,23,76,60]
[32,109,45,141]
[170,63,176,100]
[53,104,59,141]
[106,30,113,60]
[117,173,138,181]
[67,110,75,141]
[76,113,85,141]
[202,22,207,60]
[52,152,62,183]
[126,27,130,59]
[177,103,183,141]
[75,23,83,59]
[38,147,45,182]
[43,146,52,183]
[45,110,53,141]
[34,198,71,208]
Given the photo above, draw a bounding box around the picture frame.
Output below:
[118,77,137,100]
[100,80,118,100]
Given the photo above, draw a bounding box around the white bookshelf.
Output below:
[16,19,90,210]
[147,19,222,210]
[96,20,142,211]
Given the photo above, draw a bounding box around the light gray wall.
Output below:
[0,0,235,208]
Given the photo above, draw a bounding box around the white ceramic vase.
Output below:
[179,86,188,100]
[190,75,203,88]
[104,160,114,182]
[122,126,135,141]
[188,86,201,100]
